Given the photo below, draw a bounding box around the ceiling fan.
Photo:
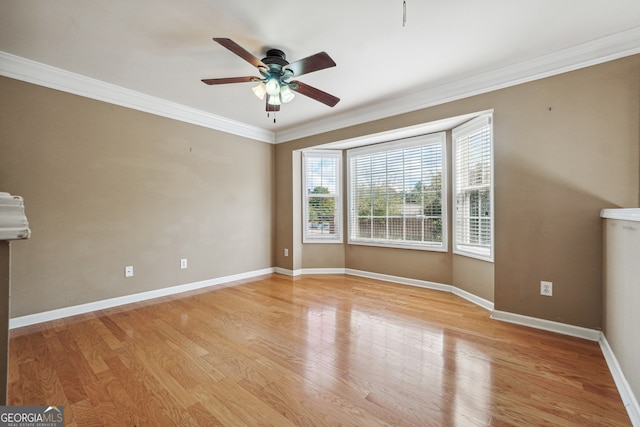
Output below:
[201,38,340,114]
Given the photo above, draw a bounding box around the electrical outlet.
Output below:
[284,248,289,257]
[541,281,553,297]
[180,258,188,269]
[125,265,134,278]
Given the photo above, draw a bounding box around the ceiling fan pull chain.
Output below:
[403,0,407,27]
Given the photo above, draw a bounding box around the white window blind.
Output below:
[347,133,446,251]
[302,151,342,242]
[452,114,493,261]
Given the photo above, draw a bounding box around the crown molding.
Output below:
[276,26,640,143]
[2,26,639,145]
[0,51,275,144]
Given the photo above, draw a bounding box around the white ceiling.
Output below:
[1,1,640,143]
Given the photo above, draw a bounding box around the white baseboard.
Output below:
[273,268,496,312]
[301,268,347,275]
[273,268,495,313]
[345,270,599,341]
[599,335,640,426]
[274,267,495,313]
[345,268,452,292]
[9,267,275,329]
[451,287,494,312]
[273,267,301,276]
[490,310,602,342]
[345,268,494,311]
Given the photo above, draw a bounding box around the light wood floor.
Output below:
[9,274,630,426]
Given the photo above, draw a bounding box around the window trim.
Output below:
[302,150,343,243]
[346,133,447,252]
[452,113,494,262]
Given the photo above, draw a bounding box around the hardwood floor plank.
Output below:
[83,380,128,426]
[16,359,45,404]
[95,368,146,426]
[103,355,175,426]
[44,333,87,404]
[185,402,224,427]
[125,338,198,411]
[195,377,299,426]
[9,274,631,426]
[92,314,126,349]
[67,320,110,375]
[70,398,105,427]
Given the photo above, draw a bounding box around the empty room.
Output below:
[1,1,639,426]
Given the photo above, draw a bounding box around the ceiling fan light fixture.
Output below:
[267,94,281,106]
[252,82,267,100]
[265,78,280,96]
[280,85,295,103]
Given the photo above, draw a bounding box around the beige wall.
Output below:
[274,146,295,270]
[493,57,639,328]
[275,55,640,329]
[302,244,345,269]
[0,76,275,317]
[452,255,494,302]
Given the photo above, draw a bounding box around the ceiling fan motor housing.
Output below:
[263,48,288,66]
[261,49,293,82]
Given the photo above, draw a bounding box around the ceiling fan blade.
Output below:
[290,81,340,107]
[201,76,260,85]
[286,52,336,77]
[213,38,266,69]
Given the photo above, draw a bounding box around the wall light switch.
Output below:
[125,265,134,278]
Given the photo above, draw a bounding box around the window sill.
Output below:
[348,239,447,252]
[454,246,493,262]
[303,237,343,244]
